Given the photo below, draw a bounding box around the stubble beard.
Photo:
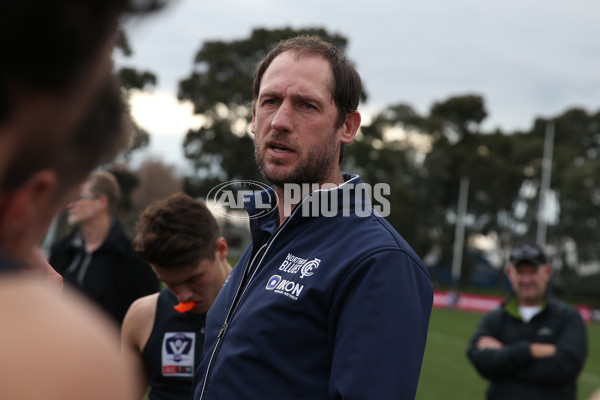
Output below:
[254,130,339,188]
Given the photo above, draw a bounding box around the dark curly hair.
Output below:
[133,193,221,268]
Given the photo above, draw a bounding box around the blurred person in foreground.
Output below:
[0,0,167,398]
[0,73,140,400]
[193,35,433,400]
[467,241,588,400]
[122,193,232,400]
[50,170,160,325]
[0,0,163,194]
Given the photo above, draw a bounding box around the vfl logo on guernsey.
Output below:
[278,253,321,278]
[266,274,304,300]
[162,332,196,377]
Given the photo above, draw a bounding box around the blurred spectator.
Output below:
[467,241,587,400]
[50,170,160,325]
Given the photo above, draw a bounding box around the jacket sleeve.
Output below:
[328,250,433,400]
[466,310,534,380]
[512,308,587,384]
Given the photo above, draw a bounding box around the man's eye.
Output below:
[302,103,316,110]
[264,98,278,105]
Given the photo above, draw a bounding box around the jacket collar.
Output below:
[503,295,549,320]
[244,173,367,242]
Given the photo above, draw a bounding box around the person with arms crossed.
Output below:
[50,170,160,325]
[467,241,587,400]
[123,193,232,400]
[193,35,433,400]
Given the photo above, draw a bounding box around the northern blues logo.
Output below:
[279,253,322,279]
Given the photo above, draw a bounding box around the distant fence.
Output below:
[433,290,596,324]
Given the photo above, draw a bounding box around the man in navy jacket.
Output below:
[193,35,433,400]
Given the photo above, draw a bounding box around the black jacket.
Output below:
[50,219,159,325]
[467,296,587,400]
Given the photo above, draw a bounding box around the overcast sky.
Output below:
[117,0,600,169]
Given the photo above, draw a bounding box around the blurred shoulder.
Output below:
[0,274,139,400]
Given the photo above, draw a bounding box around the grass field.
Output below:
[416,308,600,399]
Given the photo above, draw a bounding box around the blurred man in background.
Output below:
[467,241,587,400]
[50,170,160,325]
[123,193,232,400]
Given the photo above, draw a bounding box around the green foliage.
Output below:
[108,167,139,212]
[545,109,600,251]
[417,308,600,399]
[115,30,132,57]
[349,92,600,297]
[430,94,488,140]
[113,29,157,157]
[178,27,355,114]
[117,67,157,91]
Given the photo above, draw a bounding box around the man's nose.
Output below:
[271,101,293,133]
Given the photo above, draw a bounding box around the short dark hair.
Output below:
[1,74,130,193]
[252,35,362,129]
[133,193,221,268]
[0,0,164,123]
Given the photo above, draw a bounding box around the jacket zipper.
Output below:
[197,217,292,399]
[197,183,345,399]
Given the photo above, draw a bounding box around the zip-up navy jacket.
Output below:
[193,174,433,400]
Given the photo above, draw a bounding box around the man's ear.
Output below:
[339,111,361,144]
[250,103,256,134]
[215,237,228,261]
[0,169,58,258]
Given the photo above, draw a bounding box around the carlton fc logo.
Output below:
[278,253,321,279]
[300,258,320,278]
